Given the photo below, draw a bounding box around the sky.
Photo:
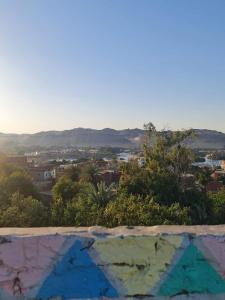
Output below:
[1,0,225,134]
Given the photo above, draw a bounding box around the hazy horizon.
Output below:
[1,0,225,133]
[1,126,225,136]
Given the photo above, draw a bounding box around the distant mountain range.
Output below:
[0,128,225,150]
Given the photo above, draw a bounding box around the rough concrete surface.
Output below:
[0,226,225,299]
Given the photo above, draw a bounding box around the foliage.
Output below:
[119,160,152,196]
[64,197,102,226]
[52,176,84,202]
[87,181,115,207]
[0,171,38,199]
[104,194,191,227]
[64,166,81,181]
[0,163,47,226]
[208,189,225,224]
[119,123,196,205]
[0,192,48,227]
[79,163,99,185]
[194,167,212,187]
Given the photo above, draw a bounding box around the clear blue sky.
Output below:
[1,0,225,133]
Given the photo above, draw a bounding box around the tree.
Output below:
[195,167,212,187]
[87,181,115,207]
[208,189,225,224]
[51,176,88,225]
[104,193,190,227]
[181,189,211,224]
[52,176,83,202]
[79,164,99,185]
[63,196,101,226]
[0,193,48,227]
[144,123,197,202]
[119,160,152,196]
[51,197,65,226]
[64,166,81,182]
[143,123,194,183]
[0,171,38,199]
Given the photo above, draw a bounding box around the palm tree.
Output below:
[88,181,115,207]
[80,164,99,185]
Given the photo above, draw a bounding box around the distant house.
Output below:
[181,174,195,189]
[59,164,77,170]
[6,155,28,167]
[211,170,225,181]
[27,167,56,182]
[96,170,121,185]
[138,157,145,168]
[221,160,225,170]
[207,181,224,192]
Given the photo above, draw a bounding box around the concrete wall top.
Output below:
[1,225,225,237]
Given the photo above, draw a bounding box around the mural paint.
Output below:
[0,232,225,299]
[37,240,118,300]
[157,242,225,296]
[93,235,183,296]
[0,235,66,297]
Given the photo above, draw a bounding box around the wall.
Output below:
[1,226,225,299]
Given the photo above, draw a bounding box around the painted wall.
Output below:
[1,228,225,299]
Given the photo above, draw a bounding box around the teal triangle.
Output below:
[158,242,225,296]
[37,240,118,299]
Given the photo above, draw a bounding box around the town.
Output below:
[1,124,225,227]
[3,146,225,199]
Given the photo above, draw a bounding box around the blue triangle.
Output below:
[37,240,118,299]
[157,242,225,296]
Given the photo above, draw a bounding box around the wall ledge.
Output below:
[0,225,225,237]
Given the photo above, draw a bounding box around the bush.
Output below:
[0,193,48,227]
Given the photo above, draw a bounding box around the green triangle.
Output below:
[158,242,225,296]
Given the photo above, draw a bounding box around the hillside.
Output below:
[0,128,224,150]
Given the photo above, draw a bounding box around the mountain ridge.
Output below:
[0,128,224,150]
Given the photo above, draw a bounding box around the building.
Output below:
[206,181,224,192]
[27,166,56,182]
[181,174,195,189]
[211,170,225,181]
[221,160,225,170]
[5,155,28,167]
[138,157,145,168]
[96,170,121,185]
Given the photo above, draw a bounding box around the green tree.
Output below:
[63,196,101,226]
[195,167,212,187]
[104,193,190,227]
[64,166,81,182]
[52,176,83,202]
[0,193,48,227]
[79,164,99,185]
[0,171,38,199]
[51,197,65,226]
[87,181,115,207]
[51,176,88,225]
[208,189,225,224]
[143,123,194,197]
[119,160,152,196]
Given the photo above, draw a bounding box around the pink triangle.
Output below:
[0,235,66,297]
[202,237,225,279]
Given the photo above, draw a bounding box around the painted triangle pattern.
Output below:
[93,235,183,296]
[2,235,225,299]
[37,240,118,300]
[157,242,225,296]
[202,236,225,276]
